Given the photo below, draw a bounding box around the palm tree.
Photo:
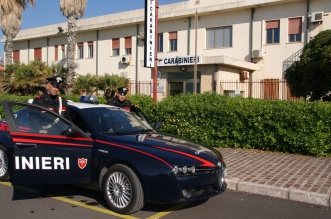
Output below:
[98,74,129,100]
[12,60,50,95]
[60,0,86,88]
[72,73,98,95]
[2,60,51,95]
[0,0,35,65]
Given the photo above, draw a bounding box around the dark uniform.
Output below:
[107,87,132,110]
[32,76,71,197]
[32,76,71,121]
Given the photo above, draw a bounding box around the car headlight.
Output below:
[188,166,195,174]
[172,165,196,175]
[172,166,179,174]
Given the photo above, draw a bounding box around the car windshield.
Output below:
[82,107,154,134]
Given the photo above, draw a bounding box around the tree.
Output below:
[71,73,98,95]
[0,0,35,65]
[60,0,86,88]
[285,30,331,101]
[1,62,20,94]
[1,60,51,95]
[98,74,129,100]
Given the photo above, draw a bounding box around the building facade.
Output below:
[4,0,331,100]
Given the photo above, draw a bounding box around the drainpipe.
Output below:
[28,40,30,63]
[96,30,99,76]
[305,0,310,45]
[187,17,191,55]
[136,24,139,93]
[250,8,255,62]
[46,37,49,65]
[249,8,255,98]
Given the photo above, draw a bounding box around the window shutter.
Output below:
[13,50,20,62]
[169,31,177,40]
[34,48,42,60]
[125,37,132,48]
[54,46,58,61]
[288,17,302,34]
[112,38,119,49]
[266,20,279,29]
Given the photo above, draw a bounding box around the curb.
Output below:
[226,178,331,207]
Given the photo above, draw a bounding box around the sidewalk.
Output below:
[219,148,331,207]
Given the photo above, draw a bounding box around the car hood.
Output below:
[98,132,224,167]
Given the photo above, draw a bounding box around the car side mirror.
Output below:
[61,126,82,137]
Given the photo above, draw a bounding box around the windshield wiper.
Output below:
[102,129,154,135]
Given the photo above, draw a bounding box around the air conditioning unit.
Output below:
[252,49,265,59]
[121,56,131,64]
[311,11,324,23]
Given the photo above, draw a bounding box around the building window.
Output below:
[112,38,120,56]
[288,17,302,42]
[206,26,232,48]
[77,42,84,59]
[61,45,65,59]
[169,31,177,51]
[124,37,132,55]
[88,41,93,58]
[158,33,163,52]
[13,50,20,63]
[266,20,280,44]
[34,47,42,60]
[54,45,58,61]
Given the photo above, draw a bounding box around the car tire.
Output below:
[102,164,144,214]
[0,145,10,181]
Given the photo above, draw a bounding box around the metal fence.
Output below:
[219,79,299,100]
[130,81,152,96]
[130,79,299,101]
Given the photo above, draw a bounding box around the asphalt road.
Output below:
[1,182,330,219]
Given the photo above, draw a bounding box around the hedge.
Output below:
[0,93,330,156]
[151,93,331,156]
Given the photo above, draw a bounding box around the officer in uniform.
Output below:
[107,87,132,109]
[32,76,71,121]
[32,76,71,197]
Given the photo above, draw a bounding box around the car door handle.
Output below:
[15,143,37,148]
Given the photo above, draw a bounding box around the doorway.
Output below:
[168,82,183,96]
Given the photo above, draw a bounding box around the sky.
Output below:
[0,0,185,57]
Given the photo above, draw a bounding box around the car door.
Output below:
[2,100,93,186]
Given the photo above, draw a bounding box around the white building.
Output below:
[4,0,331,100]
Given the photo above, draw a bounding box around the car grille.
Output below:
[194,166,215,174]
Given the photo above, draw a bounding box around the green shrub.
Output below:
[0,93,330,156]
[126,94,157,121]
[149,93,331,156]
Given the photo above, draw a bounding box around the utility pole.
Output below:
[194,9,198,94]
[153,0,159,102]
[144,0,158,102]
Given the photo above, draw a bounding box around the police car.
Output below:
[0,99,226,214]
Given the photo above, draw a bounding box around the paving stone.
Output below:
[219,148,331,207]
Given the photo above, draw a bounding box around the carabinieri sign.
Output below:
[158,55,203,66]
[144,0,156,68]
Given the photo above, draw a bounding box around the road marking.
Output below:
[0,182,139,219]
[1,181,188,219]
[145,202,190,219]
[52,196,139,219]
